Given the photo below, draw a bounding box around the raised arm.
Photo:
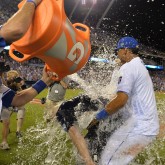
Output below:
[11,67,54,107]
[0,0,42,43]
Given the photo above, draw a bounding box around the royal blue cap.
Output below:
[115,37,139,50]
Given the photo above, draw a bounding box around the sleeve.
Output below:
[0,37,7,47]
[117,65,135,95]
[0,25,9,48]
[2,87,16,108]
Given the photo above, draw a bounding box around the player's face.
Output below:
[116,48,127,63]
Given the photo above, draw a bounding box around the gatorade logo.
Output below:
[67,42,84,65]
[45,33,85,70]
[45,19,88,72]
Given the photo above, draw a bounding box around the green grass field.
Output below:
[0,89,164,165]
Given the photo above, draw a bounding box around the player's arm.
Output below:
[0,0,42,43]
[60,80,68,89]
[86,92,128,130]
[2,67,53,108]
[105,92,128,115]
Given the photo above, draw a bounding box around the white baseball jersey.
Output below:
[117,57,159,135]
[0,81,15,115]
[0,36,16,115]
[0,83,9,114]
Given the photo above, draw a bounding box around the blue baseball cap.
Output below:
[115,36,139,50]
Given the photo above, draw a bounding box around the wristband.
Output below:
[32,80,47,94]
[96,109,109,120]
[27,0,37,8]
[0,37,7,47]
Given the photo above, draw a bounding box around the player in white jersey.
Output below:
[87,36,159,165]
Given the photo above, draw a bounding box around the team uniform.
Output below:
[0,83,16,115]
[0,106,25,121]
[99,57,159,165]
[0,33,7,52]
[0,83,17,149]
[0,36,17,115]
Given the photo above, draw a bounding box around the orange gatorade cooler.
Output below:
[9,0,91,80]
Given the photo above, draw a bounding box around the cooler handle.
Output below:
[9,46,31,62]
[73,23,90,36]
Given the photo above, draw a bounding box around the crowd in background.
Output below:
[6,60,43,81]
[150,70,165,91]
[1,50,43,82]
[0,0,19,25]
[1,49,165,92]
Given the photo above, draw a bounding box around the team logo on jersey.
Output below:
[118,76,122,84]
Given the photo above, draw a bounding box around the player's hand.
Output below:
[41,67,54,86]
[84,118,99,139]
[86,118,99,130]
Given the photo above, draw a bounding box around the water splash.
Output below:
[11,72,165,165]
[10,32,165,164]
[12,120,76,165]
[11,58,122,165]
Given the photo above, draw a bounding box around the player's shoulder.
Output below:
[1,84,10,94]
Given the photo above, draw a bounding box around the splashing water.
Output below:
[12,68,165,165]
[12,120,76,165]
[11,32,165,164]
[11,55,123,165]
